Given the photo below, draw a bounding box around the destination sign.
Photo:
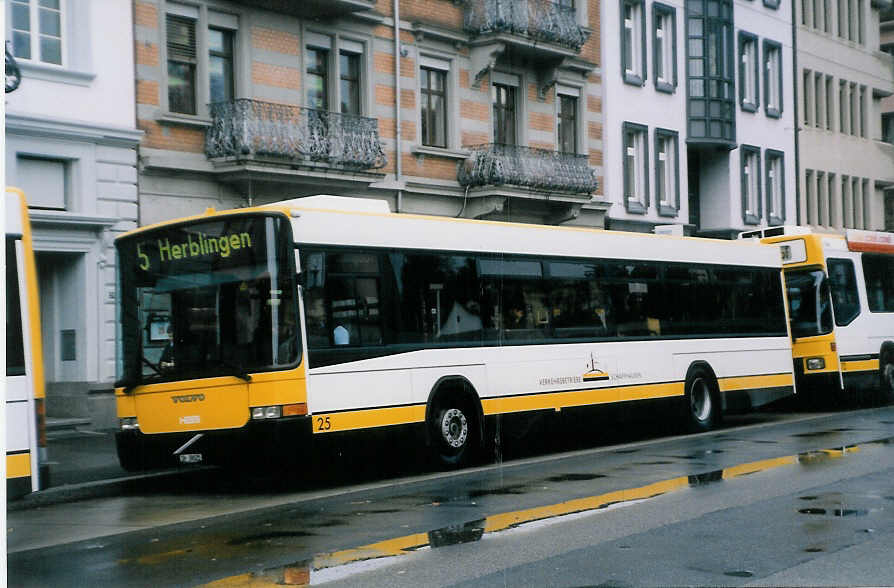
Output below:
[136,231,254,270]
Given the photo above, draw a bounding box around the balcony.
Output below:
[205,99,387,171]
[463,0,589,51]
[458,144,598,195]
[226,0,375,19]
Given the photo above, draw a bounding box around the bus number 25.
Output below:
[316,416,331,431]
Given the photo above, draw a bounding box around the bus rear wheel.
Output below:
[684,366,720,432]
[880,353,894,404]
[429,397,478,468]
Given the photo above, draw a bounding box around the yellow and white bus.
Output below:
[5,188,48,498]
[741,226,894,403]
[114,196,795,469]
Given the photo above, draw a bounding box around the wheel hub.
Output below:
[690,378,712,422]
[440,408,468,449]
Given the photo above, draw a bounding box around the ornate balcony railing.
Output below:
[458,144,598,194]
[463,0,589,52]
[206,99,387,170]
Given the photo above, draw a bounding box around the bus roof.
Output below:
[117,196,782,268]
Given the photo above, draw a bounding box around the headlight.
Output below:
[806,357,826,371]
[120,417,139,430]
[252,405,283,420]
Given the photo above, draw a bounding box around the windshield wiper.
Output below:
[218,359,252,382]
[142,356,163,376]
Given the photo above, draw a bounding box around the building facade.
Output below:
[132,0,604,230]
[5,0,143,425]
[796,0,894,231]
[602,0,797,237]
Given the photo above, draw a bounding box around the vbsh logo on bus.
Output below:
[136,230,254,270]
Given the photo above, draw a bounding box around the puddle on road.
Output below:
[724,570,755,578]
[545,473,607,482]
[227,531,314,546]
[200,436,894,587]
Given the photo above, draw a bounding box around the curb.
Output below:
[7,466,217,512]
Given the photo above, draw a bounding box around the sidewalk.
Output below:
[7,419,189,511]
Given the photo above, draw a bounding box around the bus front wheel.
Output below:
[429,397,478,468]
[684,366,720,432]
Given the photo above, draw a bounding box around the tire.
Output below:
[429,396,479,468]
[684,366,720,432]
[880,351,894,405]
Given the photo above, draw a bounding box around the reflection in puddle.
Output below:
[227,531,313,546]
[202,437,893,587]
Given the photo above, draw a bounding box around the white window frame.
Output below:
[655,128,679,216]
[163,4,240,120]
[9,0,66,66]
[653,3,676,93]
[623,122,649,213]
[556,84,583,155]
[622,0,646,86]
[764,149,785,225]
[763,40,782,118]
[741,145,761,225]
[302,30,371,117]
[739,33,758,112]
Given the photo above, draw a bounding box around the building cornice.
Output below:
[28,210,120,230]
[6,112,143,147]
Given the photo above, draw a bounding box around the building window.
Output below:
[420,66,447,148]
[814,72,823,128]
[492,82,517,145]
[858,85,866,138]
[10,0,63,65]
[839,80,848,134]
[686,0,735,144]
[741,145,761,225]
[763,41,782,118]
[883,112,894,144]
[166,14,198,115]
[766,150,784,225]
[802,69,812,126]
[340,51,361,115]
[653,3,676,93]
[306,46,329,111]
[825,75,834,130]
[209,28,234,104]
[655,128,679,216]
[739,32,758,112]
[849,82,857,136]
[16,156,67,210]
[764,0,780,10]
[557,92,579,153]
[623,122,649,213]
[165,7,238,116]
[622,0,646,85]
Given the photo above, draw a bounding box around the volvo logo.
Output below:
[172,394,205,404]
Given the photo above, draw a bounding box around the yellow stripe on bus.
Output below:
[7,452,32,479]
[482,381,685,416]
[841,359,879,373]
[717,373,793,392]
[313,405,427,434]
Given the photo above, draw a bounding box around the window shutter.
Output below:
[167,14,197,63]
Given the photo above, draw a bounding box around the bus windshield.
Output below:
[784,268,833,339]
[115,214,299,387]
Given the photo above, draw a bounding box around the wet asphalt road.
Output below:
[9,403,894,587]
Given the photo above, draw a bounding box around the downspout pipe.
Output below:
[792,0,801,226]
[394,0,403,212]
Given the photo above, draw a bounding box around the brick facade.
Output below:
[133,0,604,228]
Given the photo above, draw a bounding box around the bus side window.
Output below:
[6,238,26,376]
[827,258,860,325]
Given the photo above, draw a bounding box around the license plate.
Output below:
[179,453,203,464]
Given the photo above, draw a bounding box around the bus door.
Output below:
[6,188,45,498]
